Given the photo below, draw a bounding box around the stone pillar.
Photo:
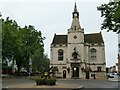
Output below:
[66,63,71,78]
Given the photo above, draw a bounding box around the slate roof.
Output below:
[84,32,104,43]
[51,32,104,44]
[52,34,67,44]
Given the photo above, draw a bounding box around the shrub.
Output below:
[33,77,56,85]
[34,77,45,85]
[45,78,56,85]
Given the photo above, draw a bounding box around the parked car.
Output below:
[107,73,119,79]
[107,73,114,78]
[32,72,41,76]
[20,71,30,76]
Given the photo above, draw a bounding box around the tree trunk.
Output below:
[16,59,21,76]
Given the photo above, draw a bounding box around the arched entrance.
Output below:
[63,70,66,78]
[72,67,79,78]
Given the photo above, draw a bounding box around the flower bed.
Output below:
[33,77,56,85]
[32,66,57,85]
[35,78,45,85]
[45,78,56,85]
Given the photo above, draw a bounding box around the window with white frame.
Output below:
[90,48,97,61]
[58,49,64,61]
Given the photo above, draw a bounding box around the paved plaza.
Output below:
[1,77,120,90]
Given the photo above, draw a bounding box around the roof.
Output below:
[84,32,104,43]
[51,34,67,44]
[51,32,104,44]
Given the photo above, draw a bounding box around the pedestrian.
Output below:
[93,74,96,79]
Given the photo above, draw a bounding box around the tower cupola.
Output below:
[72,3,79,18]
[69,2,81,31]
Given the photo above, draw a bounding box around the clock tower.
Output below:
[67,3,85,78]
[68,3,84,43]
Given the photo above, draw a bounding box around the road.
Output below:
[2,77,35,88]
[58,79,119,88]
[2,77,120,89]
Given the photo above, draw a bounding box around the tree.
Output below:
[97,1,120,33]
[2,17,18,62]
[17,25,45,72]
[2,17,46,75]
[0,12,2,63]
[31,48,50,72]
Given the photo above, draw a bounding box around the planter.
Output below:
[34,77,56,85]
[45,78,56,85]
[36,79,45,85]
[34,77,45,85]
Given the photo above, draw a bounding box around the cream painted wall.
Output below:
[89,45,105,64]
[67,44,85,61]
[68,31,84,44]
[51,45,67,64]
[51,43,106,67]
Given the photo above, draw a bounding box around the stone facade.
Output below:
[50,3,106,79]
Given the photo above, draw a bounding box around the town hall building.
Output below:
[50,3,106,79]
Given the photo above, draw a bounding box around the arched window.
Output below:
[90,48,97,61]
[58,49,64,61]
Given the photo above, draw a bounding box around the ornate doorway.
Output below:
[72,67,79,78]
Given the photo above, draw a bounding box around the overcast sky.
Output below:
[0,0,118,67]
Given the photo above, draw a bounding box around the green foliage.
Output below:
[0,15,2,63]
[97,1,120,33]
[31,67,56,85]
[45,78,56,85]
[2,17,18,60]
[2,17,47,75]
[34,77,45,85]
[33,77,56,85]
[31,49,50,72]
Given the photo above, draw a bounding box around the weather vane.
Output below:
[75,0,76,3]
